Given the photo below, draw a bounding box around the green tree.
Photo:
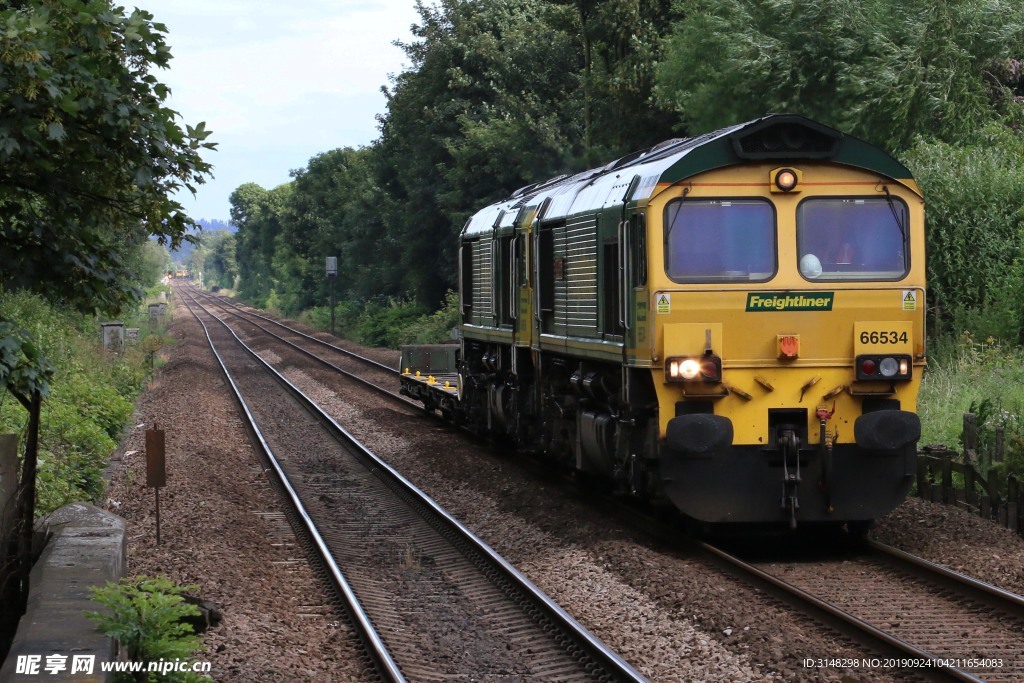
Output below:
[1,0,215,314]
[655,0,1024,150]
[231,182,289,305]
[375,0,687,306]
[378,0,584,305]
[226,0,683,312]
[555,0,680,158]
[652,0,1024,333]
[126,240,173,294]
[206,231,238,290]
[187,230,236,291]
[275,147,396,312]
[903,128,1024,340]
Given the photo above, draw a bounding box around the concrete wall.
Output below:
[0,503,126,682]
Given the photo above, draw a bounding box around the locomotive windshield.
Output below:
[796,197,908,281]
[664,199,776,282]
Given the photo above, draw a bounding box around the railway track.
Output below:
[186,284,404,399]
[177,287,647,682]
[181,285,1024,682]
[701,537,1024,682]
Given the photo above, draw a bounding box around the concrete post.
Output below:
[100,323,125,353]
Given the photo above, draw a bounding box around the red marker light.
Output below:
[700,358,721,380]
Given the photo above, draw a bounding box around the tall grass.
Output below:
[0,290,154,514]
[918,332,1024,450]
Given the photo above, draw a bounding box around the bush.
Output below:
[919,332,1024,453]
[988,434,1024,485]
[301,299,363,339]
[303,294,458,348]
[355,296,429,347]
[87,575,209,682]
[903,128,1024,341]
[397,290,460,345]
[263,288,284,317]
[0,290,150,514]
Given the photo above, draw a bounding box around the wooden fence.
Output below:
[915,414,1022,536]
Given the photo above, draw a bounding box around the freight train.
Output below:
[400,114,925,531]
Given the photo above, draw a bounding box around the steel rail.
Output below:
[185,284,1022,682]
[867,539,1024,620]
[185,285,415,406]
[190,285,396,374]
[698,541,986,683]
[181,287,649,683]
[179,291,406,682]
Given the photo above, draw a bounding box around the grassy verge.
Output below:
[0,290,167,514]
[918,332,1024,482]
[919,333,1024,445]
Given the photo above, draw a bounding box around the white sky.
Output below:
[138,1,421,222]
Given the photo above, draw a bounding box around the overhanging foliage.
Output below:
[0,0,216,316]
[655,0,1024,151]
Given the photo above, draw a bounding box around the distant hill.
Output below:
[169,218,237,261]
[195,218,237,234]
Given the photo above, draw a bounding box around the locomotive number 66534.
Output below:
[401,114,925,532]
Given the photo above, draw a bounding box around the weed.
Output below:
[0,291,152,514]
[399,542,422,570]
[86,575,209,682]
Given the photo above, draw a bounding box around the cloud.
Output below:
[139,0,419,219]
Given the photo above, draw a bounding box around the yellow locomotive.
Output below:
[401,114,924,530]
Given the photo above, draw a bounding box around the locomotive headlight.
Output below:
[666,355,723,383]
[776,169,798,191]
[679,359,701,379]
[856,354,912,381]
[878,357,899,377]
[668,359,700,379]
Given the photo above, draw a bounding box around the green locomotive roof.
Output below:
[658,114,914,185]
[463,114,917,237]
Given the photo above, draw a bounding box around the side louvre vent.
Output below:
[471,239,493,324]
[555,216,598,331]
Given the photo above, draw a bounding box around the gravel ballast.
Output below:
[104,312,370,682]
[103,299,1024,681]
